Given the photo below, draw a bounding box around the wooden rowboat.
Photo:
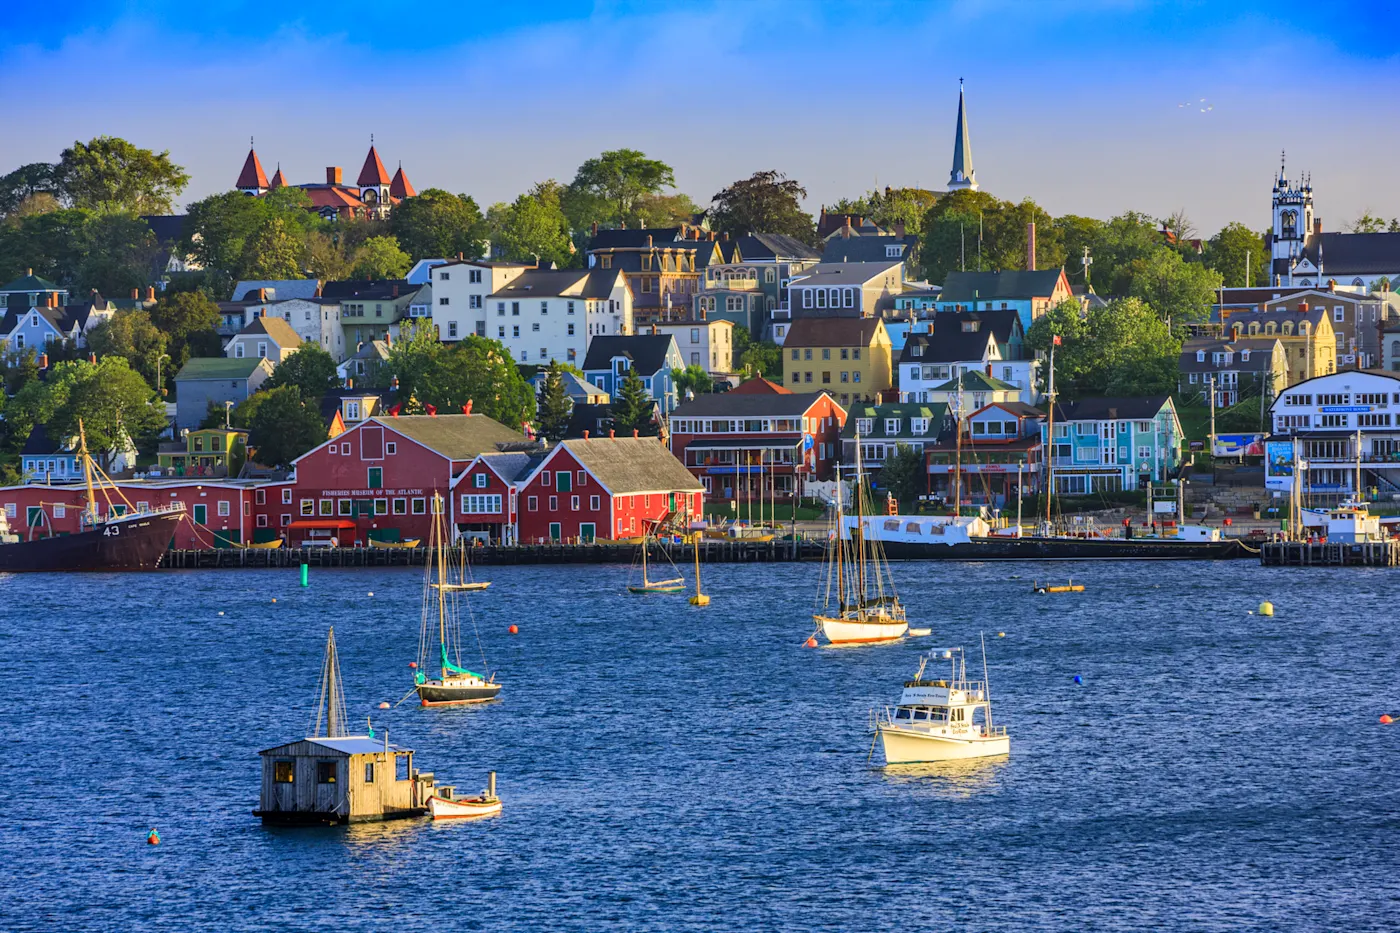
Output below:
[245,539,283,549]
[432,582,491,592]
[428,772,501,820]
[370,538,422,549]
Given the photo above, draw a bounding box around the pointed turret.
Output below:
[268,165,288,189]
[947,80,977,192]
[236,145,270,194]
[390,164,416,199]
[357,144,391,187]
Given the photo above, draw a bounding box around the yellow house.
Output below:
[1220,307,1335,386]
[782,317,892,406]
[156,428,248,477]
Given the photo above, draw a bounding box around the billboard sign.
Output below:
[1213,433,1265,457]
[1264,441,1294,491]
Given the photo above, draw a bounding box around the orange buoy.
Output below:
[1382,714,1394,725]
[147,829,160,846]
[271,598,277,603]
[805,637,817,648]
[408,662,418,669]
[378,702,390,709]
[508,624,519,635]
[420,699,428,707]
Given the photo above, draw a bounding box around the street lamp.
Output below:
[155,352,171,397]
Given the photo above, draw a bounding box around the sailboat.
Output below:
[431,540,491,592]
[627,520,685,594]
[813,437,909,645]
[415,494,502,706]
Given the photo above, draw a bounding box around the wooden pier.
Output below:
[161,540,828,569]
[1259,540,1400,567]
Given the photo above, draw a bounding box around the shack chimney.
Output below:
[609,429,615,438]
[327,166,342,185]
[646,235,654,248]
[1328,279,1336,292]
[1315,218,1323,235]
[583,430,590,439]
[146,286,155,301]
[1027,222,1037,271]
[392,284,399,298]
[131,288,139,299]
[38,353,48,369]
[315,284,323,298]
[346,377,353,389]
[590,222,598,237]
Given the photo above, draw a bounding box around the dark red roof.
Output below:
[730,376,791,395]
[268,166,288,188]
[236,148,269,190]
[357,145,391,186]
[390,166,416,199]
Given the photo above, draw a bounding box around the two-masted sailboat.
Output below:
[414,495,502,706]
[813,439,909,645]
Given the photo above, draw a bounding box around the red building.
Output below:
[451,450,536,545]
[512,436,703,544]
[267,414,527,545]
[667,379,846,501]
[0,480,258,548]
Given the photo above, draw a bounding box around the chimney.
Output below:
[646,235,654,248]
[26,268,32,276]
[257,288,266,302]
[1315,219,1323,234]
[1328,279,1336,292]
[632,429,639,438]
[146,286,155,301]
[895,221,906,238]
[38,353,48,369]
[842,216,852,238]
[392,284,399,298]
[619,221,626,230]
[385,331,392,346]
[609,429,615,438]
[583,430,590,439]
[88,352,97,363]
[131,288,139,300]
[464,399,472,415]
[1027,222,1037,271]
[1299,302,1309,313]
[315,284,323,298]
[327,166,342,185]
[346,377,353,389]
[590,222,598,237]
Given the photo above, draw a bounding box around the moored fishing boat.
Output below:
[427,771,502,820]
[812,442,909,645]
[627,520,685,594]
[873,643,1009,764]
[414,495,501,706]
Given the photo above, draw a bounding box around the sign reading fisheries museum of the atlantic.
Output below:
[319,488,427,497]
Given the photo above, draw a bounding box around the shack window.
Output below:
[274,760,294,783]
[396,754,409,781]
[316,760,338,784]
[364,762,375,783]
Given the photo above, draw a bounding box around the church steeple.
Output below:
[948,79,977,192]
[236,139,269,195]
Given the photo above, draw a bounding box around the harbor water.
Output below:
[4,561,1397,931]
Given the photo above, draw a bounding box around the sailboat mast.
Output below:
[1045,342,1056,525]
[78,419,97,526]
[854,436,867,607]
[834,461,844,610]
[436,495,448,674]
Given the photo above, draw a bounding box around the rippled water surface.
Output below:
[4,560,1398,931]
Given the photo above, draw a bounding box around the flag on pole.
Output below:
[425,403,437,416]
[1052,335,1062,346]
[389,404,401,417]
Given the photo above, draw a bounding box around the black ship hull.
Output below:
[0,510,182,572]
[416,681,502,706]
[873,535,1250,561]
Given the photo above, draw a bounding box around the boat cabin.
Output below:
[1325,503,1383,544]
[256,735,436,824]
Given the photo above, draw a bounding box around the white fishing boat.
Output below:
[812,441,909,645]
[872,643,1009,764]
[427,771,502,820]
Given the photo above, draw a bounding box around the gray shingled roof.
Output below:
[373,414,527,461]
[1301,232,1400,275]
[940,270,1065,301]
[581,335,677,374]
[561,436,702,494]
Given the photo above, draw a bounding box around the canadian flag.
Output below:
[389,404,401,418]
[1052,335,1062,346]
[425,403,437,416]
[522,421,536,440]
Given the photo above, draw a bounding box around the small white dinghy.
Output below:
[428,771,502,820]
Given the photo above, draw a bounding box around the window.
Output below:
[1335,306,1345,322]
[590,495,600,510]
[577,470,586,487]
[599,255,612,269]
[448,321,458,338]
[282,488,292,505]
[571,495,580,510]
[217,500,231,517]
[822,372,831,384]
[316,761,337,784]
[497,302,505,316]
[802,289,812,308]
[567,301,575,315]
[274,760,295,783]
[853,371,861,383]
[512,302,520,316]
[841,371,849,382]
[804,349,813,361]
[499,326,506,338]
[532,322,540,332]
[469,295,482,309]
[822,349,831,360]
[412,497,426,514]
[460,494,503,514]
[364,762,375,783]
[319,500,333,516]
[527,496,538,511]
[844,289,855,308]
[792,349,801,361]
[885,418,901,434]
[1197,350,1205,362]
[300,499,314,516]
[549,495,558,511]
[513,326,520,338]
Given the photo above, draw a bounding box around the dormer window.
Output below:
[1196,350,1205,362]
[885,418,901,434]
[885,245,903,258]
[856,418,873,435]
[1241,350,1250,362]
[961,321,979,332]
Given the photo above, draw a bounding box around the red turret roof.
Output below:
[236,148,269,190]
[357,145,391,187]
[268,166,288,188]
[390,165,416,199]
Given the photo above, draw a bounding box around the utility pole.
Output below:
[1045,339,1057,526]
[1208,374,1217,460]
[1082,247,1092,291]
[1245,249,1251,288]
[960,223,966,272]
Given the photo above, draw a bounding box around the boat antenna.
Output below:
[312,627,349,738]
[981,631,993,731]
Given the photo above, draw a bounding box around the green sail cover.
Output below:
[441,645,483,679]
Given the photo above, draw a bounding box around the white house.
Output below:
[653,317,735,374]
[251,298,346,361]
[426,259,539,342]
[225,316,304,364]
[1266,369,1400,496]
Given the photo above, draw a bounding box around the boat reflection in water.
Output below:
[878,756,1009,797]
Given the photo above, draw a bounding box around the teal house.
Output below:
[1044,396,1183,493]
[936,269,1074,331]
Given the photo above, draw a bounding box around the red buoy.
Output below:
[420,699,428,708]
[378,702,390,709]
[805,637,817,648]
[147,830,160,846]
[408,662,418,669]
[1382,714,1394,725]
[508,624,519,635]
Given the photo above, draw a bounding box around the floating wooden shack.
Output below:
[254,628,438,825]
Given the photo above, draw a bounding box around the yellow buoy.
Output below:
[1258,601,1274,616]
[689,594,711,607]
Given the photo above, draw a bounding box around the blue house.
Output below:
[936,269,1074,331]
[1043,396,1183,493]
[581,334,684,417]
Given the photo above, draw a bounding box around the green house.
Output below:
[156,428,248,478]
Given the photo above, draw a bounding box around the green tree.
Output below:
[610,366,656,436]
[918,188,1003,282]
[0,163,62,217]
[266,345,340,399]
[245,386,327,468]
[1053,214,1104,291]
[414,336,534,428]
[709,171,815,243]
[182,190,268,275]
[75,212,162,298]
[877,446,924,507]
[350,235,411,279]
[492,186,573,267]
[1204,222,1268,288]
[86,310,169,389]
[26,357,168,467]
[671,364,714,398]
[569,149,676,228]
[148,291,223,367]
[536,362,573,443]
[304,229,352,281]
[388,189,486,261]
[634,192,702,230]
[919,190,1059,282]
[1350,209,1387,234]
[56,136,189,215]
[381,318,443,397]
[1126,248,1222,328]
[1025,298,1180,398]
[1024,300,1091,395]
[1088,211,1163,296]
[241,216,305,280]
[4,349,42,395]
[734,326,782,381]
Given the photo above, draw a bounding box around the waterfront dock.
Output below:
[161,540,828,569]
[1259,539,1400,567]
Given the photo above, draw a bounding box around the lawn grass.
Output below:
[704,499,826,522]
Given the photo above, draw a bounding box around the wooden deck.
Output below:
[161,540,828,569]
[1259,540,1400,567]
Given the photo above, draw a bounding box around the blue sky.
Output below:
[2,1,1397,234]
